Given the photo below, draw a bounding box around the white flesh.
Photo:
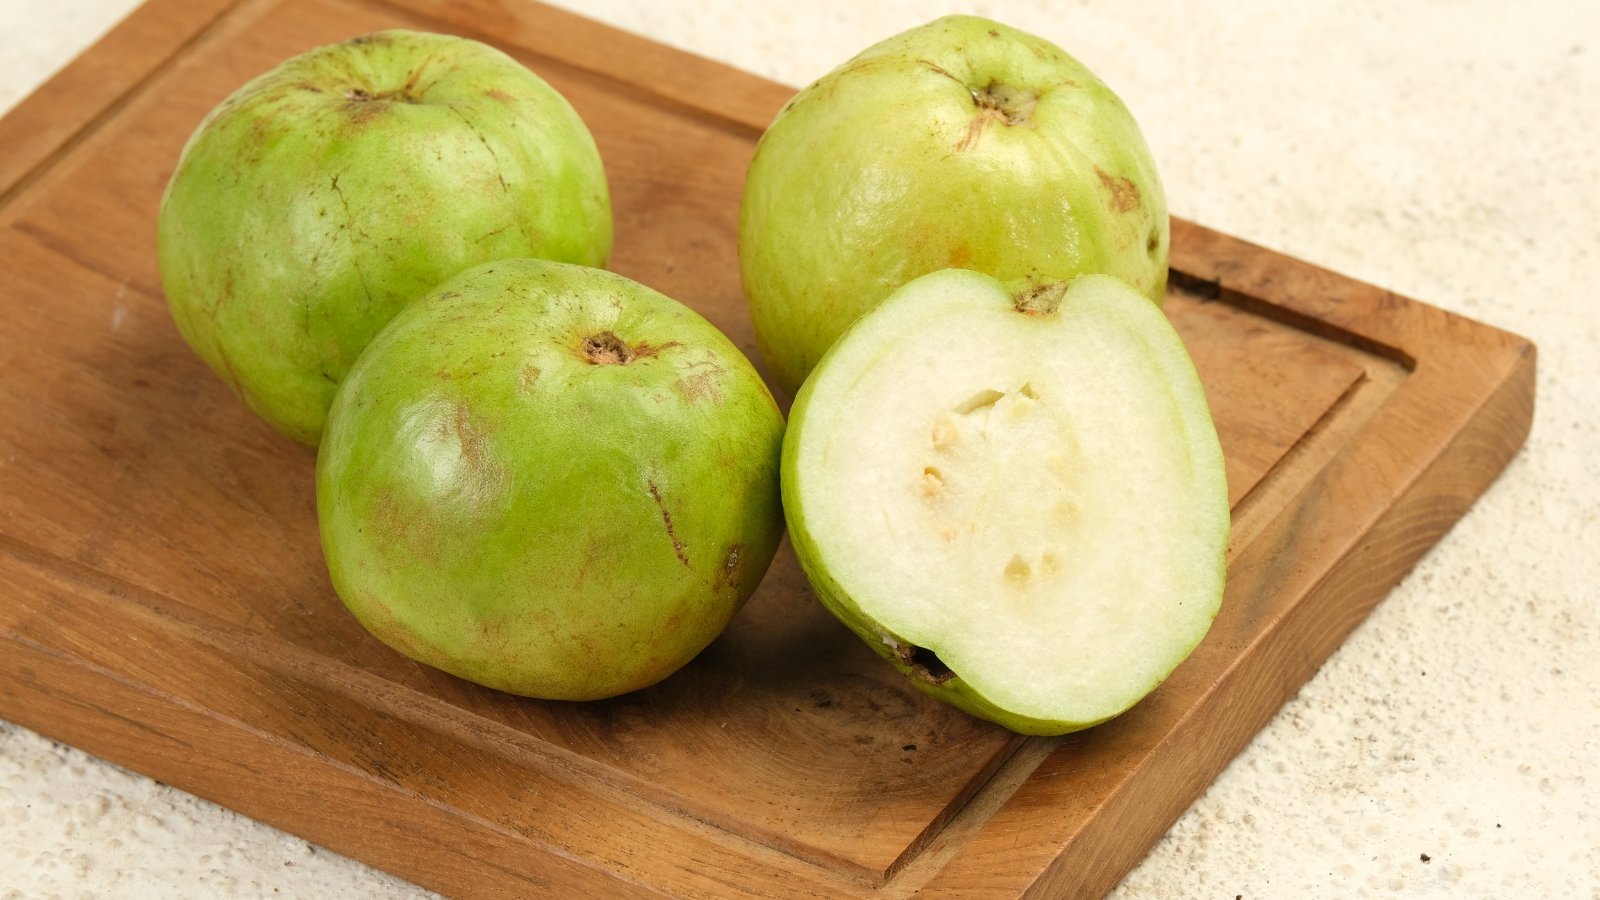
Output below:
[790,271,1228,725]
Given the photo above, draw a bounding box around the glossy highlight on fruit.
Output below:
[159,30,612,444]
[740,14,1168,396]
[782,269,1227,735]
[317,260,784,700]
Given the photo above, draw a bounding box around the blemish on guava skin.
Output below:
[354,590,434,663]
[485,87,514,102]
[370,488,440,561]
[918,58,965,87]
[634,340,682,359]
[517,364,541,392]
[716,545,743,590]
[571,541,601,591]
[1095,166,1142,213]
[476,223,513,244]
[672,369,723,405]
[434,403,504,498]
[646,479,691,568]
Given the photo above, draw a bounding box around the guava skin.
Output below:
[782,269,1227,735]
[317,260,784,700]
[740,14,1168,396]
[158,30,613,445]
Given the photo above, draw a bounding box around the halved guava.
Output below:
[782,269,1228,735]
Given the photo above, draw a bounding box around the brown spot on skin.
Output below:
[988,29,1000,37]
[451,405,492,477]
[518,364,541,392]
[1096,166,1142,213]
[476,223,512,244]
[208,268,236,326]
[646,480,691,568]
[947,243,973,267]
[630,340,681,360]
[370,487,439,560]
[424,404,507,511]
[572,540,603,591]
[957,113,990,152]
[672,369,723,405]
[485,87,514,102]
[918,58,965,86]
[716,545,743,590]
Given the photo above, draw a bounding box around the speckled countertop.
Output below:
[2,1,1597,897]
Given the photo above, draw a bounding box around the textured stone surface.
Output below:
[2,1,1596,897]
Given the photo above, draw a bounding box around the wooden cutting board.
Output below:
[0,0,1536,896]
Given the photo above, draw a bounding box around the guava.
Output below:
[158,30,612,445]
[781,269,1227,735]
[316,260,784,700]
[740,14,1168,396]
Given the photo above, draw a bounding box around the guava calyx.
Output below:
[1012,281,1070,316]
[582,331,636,365]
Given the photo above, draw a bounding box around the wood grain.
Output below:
[0,0,1535,897]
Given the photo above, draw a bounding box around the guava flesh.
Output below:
[782,269,1228,734]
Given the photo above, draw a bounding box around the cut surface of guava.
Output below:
[782,269,1228,734]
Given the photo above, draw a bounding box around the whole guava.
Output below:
[317,259,784,700]
[740,15,1168,396]
[158,30,612,445]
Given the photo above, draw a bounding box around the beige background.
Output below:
[2,1,1597,897]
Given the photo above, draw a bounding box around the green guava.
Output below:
[740,14,1168,396]
[781,269,1227,735]
[316,260,784,700]
[158,30,612,445]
